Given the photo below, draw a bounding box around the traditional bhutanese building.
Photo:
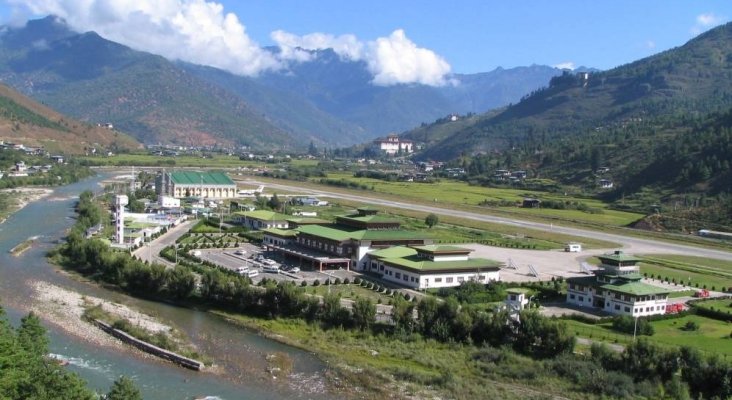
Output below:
[261,207,431,271]
[373,134,413,155]
[566,251,669,317]
[156,171,236,199]
[364,245,501,289]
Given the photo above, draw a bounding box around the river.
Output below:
[0,174,338,400]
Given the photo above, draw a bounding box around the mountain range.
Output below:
[0,16,567,149]
[414,22,732,162]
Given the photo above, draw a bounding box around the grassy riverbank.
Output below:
[213,311,586,400]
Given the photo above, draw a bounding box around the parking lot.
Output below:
[195,245,360,285]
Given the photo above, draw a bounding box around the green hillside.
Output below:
[0,82,139,154]
[0,17,297,150]
[420,22,732,162]
[408,22,732,231]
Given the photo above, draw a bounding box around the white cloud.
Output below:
[7,1,453,86]
[273,28,453,86]
[271,30,363,62]
[691,13,727,35]
[7,0,281,76]
[553,62,575,70]
[645,40,656,49]
[367,29,452,86]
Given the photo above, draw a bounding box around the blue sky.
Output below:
[1,0,731,84]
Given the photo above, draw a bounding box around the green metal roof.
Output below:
[358,230,429,241]
[286,217,331,225]
[262,228,298,237]
[237,210,290,221]
[381,256,502,273]
[169,171,234,185]
[337,214,401,224]
[601,281,670,296]
[296,225,355,241]
[368,246,417,259]
[412,245,471,254]
[598,251,640,263]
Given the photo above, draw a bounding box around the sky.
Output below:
[1,0,731,86]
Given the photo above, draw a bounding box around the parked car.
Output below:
[235,249,247,256]
[290,267,300,273]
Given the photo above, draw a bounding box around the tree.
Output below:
[165,267,196,299]
[16,312,48,357]
[105,376,142,400]
[267,193,282,211]
[351,298,376,330]
[425,213,439,228]
[308,141,318,156]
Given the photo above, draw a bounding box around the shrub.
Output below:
[343,278,350,285]
[313,279,321,287]
[682,321,700,331]
[300,280,307,287]
[334,278,342,285]
[353,277,361,285]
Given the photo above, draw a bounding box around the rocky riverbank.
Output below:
[28,280,208,370]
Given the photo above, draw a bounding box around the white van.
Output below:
[246,269,259,278]
[236,267,249,274]
[262,264,280,273]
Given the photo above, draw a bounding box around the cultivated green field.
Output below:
[79,152,319,168]
[319,172,643,227]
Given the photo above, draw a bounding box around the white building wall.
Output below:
[431,255,469,262]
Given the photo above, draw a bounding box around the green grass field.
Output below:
[318,172,643,227]
[564,315,732,357]
[638,254,732,291]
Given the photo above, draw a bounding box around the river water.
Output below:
[0,175,338,400]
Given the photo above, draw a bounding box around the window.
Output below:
[625,306,630,312]
[395,273,401,279]
[510,295,517,301]
[379,265,384,271]
[446,277,454,283]
[435,278,442,283]
[569,283,575,290]
[569,294,575,300]
[478,275,486,281]
[614,304,620,310]
[457,277,465,282]
[578,296,584,302]
[403,275,408,281]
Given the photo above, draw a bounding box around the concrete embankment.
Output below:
[92,319,203,371]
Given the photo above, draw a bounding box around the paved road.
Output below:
[243,179,732,261]
[133,219,196,267]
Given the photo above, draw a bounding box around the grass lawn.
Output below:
[637,254,732,291]
[301,284,394,304]
[693,298,732,311]
[320,172,643,227]
[563,315,732,357]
